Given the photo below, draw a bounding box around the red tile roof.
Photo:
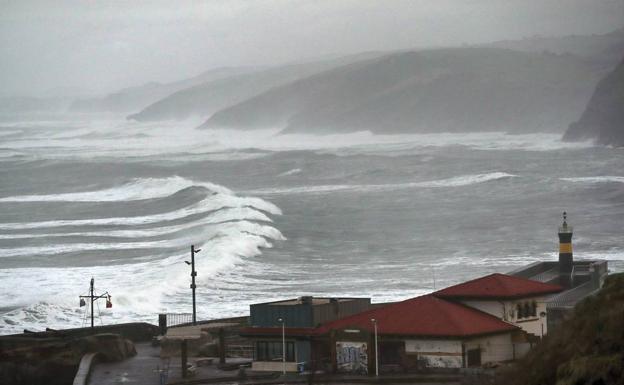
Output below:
[315,295,518,337]
[433,273,563,300]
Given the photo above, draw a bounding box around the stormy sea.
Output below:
[1,116,623,334]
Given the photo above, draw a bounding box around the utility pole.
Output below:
[79,277,111,329]
[371,318,379,377]
[186,245,201,325]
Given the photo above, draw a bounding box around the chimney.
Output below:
[558,211,574,287]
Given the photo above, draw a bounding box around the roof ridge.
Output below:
[431,296,468,334]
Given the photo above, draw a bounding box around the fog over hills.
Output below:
[201,47,602,134]
[127,52,384,122]
[485,28,624,70]
[564,56,624,147]
[70,66,255,114]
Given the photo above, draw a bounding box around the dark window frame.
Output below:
[255,340,296,362]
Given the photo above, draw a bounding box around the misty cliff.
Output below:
[69,67,253,114]
[201,47,599,134]
[486,28,624,70]
[564,56,624,147]
[128,52,383,122]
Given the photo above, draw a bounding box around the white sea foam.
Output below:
[560,176,624,184]
[0,220,285,257]
[277,168,302,177]
[0,181,281,231]
[0,177,285,333]
[0,207,275,240]
[1,117,598,163]
[247,172,516,195]
[0,176,229,202]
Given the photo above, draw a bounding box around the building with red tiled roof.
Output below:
[433,273,563,339]
[238,213,607,375]
[311,294,522,372]
[316,295,517,337]
[433,273,562,300]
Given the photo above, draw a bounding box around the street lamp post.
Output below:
[371,318,379,377]
[185,245,201,325]
[277,317,286,376]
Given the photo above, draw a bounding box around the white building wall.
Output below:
[405,339,463,368]
[459,297,549,337]
[460,300,505,318]
[464,333,514,365]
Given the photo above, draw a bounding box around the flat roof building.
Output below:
[241,296,371,372]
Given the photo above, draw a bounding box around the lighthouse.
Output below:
[558,211,573,287]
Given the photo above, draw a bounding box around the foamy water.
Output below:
[0,117,622,334]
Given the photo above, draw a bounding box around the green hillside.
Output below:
[504,273,624,385]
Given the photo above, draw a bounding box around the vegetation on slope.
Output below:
[504,273,624,385]
[564,56,624,147]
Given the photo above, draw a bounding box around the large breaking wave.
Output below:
[0,177,284,334]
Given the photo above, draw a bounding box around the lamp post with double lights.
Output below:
[79,277,112,329]
[371,318,379,377]
[185,245,201,325]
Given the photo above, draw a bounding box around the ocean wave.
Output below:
[0,181,281,231]
[560,176,624,184]
[247,172,516,195]
[0,177,285,333]
[0,220,284,258]
[0,206,275,240]
[0,176,230,202]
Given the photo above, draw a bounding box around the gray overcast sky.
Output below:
[1,0,623,97]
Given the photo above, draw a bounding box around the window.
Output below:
[255,341,295,362]
[516,301,538,320]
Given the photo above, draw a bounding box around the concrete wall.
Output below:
[460,300,505,319]
[405,339,462,368]
[464,333,514,365]
[312,299,371,325]
[251,361,299,372]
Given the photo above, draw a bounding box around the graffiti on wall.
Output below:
[336,341,368,374]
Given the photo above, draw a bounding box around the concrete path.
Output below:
[89,342,463,385]
[89,342,166,385]
[88,342,248,385]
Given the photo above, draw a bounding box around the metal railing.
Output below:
[165,313,194,328]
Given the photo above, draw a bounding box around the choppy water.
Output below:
[1,116,623,334]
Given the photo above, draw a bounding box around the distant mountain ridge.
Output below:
[564,56,624,147]
[69,66,255,114]
[127,52,385,122]
[201,47,601,134]
[485,27,624,70]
